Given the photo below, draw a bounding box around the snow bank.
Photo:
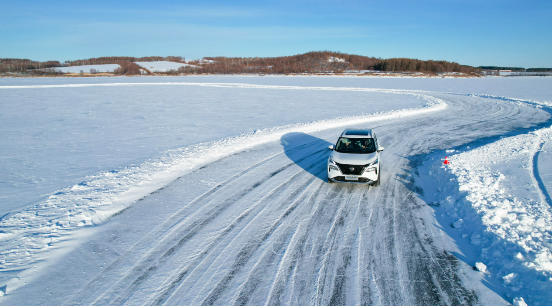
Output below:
[421,123,552,305]
[448,92,552,110]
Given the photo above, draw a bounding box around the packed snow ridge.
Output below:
[420,96,552,305]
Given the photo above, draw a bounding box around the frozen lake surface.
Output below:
[1,76,551,305]
[1,78,429,214]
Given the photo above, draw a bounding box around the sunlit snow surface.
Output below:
[0,79,433,214]
[420,124,552,305]
[53,64,120,73]
[50,61,197,73]
[134,61,198,72]
[0,77,443,292]
[1,76,551,304]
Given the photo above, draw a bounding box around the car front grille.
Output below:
[335,162,366,175]
[333,176,371,183]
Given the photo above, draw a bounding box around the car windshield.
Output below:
[335,137,376,154]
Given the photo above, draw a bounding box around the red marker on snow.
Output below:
[443,156,449,165]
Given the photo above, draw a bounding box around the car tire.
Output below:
[327,178,333,184]
[373,168,381,187]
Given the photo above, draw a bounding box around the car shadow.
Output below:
[280,132,333,182]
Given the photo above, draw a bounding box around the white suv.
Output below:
[327,129,384,185]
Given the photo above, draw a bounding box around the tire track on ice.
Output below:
[156,163,326,305]
[326,188,369,306]
[193,165,329,306]
[223,176,326,306]
[64,151,284,305]
[262,185,345,306]
[65,142,327,306]
[98,150,329,306]
[358,186,381,306]
[315,185,367,306]
[530,130,552,207]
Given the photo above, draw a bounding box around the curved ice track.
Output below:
[530,131,552,207]
[6,90,551,306]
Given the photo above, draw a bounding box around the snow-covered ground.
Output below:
[418,122,552,305]
[134,61,197,72]
[328,57,347,63]
[0,76,551,305]
[51,61,197,73]
[53,64,120,73]
[0,82,430,214]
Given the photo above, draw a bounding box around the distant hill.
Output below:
[191,51,480,74]
[62,56,185,67]
[5,52,549,76]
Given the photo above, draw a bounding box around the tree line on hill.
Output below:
[113,61,152,75]
[373,58,477,74]
[479,66,526,72]
[184,52,480,75]
[0,56,183,75]
[184,51,378,74]
[0,58,62,74]
[526,68,552,72]
[4,52,549,76]
[479,66,552,72]
[63,56,184,66]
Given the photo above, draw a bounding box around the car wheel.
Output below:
[373,168,381,187]
[327,178,333,184]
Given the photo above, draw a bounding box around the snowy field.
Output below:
[53,64,121,73]
[0,76,551,305]
[134,61,198,72]
[0,81,430,214]
[51,61,196,73]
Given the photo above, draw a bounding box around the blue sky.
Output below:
[1,0,551,67]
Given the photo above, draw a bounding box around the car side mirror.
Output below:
[378,147,385,152]
[328,145,334,150]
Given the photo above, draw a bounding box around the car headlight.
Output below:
[368,157,378,167]
[363,158,378,174]
[328,156,339,172]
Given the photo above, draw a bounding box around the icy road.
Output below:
[1,79,551,305]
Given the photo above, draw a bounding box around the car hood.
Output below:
[331,151,377,165]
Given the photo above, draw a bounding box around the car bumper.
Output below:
[328,176,377,184]
[327,165,379,184]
